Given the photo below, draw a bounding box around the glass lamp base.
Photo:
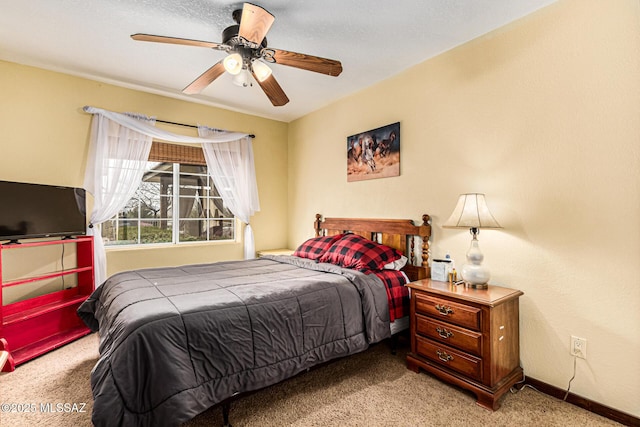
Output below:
[462,234,490,289]
[466,282,489,290]
[461,263,490,289]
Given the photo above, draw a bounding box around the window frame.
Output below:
[102,142,238,248]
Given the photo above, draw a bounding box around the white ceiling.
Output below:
[0,1,556,123]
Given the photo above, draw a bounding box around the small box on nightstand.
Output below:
[431,259,451,281]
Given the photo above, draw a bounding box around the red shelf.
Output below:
[10,326,92,366]
[2,266,93,288]
[0,236,93,250]
[0,236,94,371]
[3,293,89,325]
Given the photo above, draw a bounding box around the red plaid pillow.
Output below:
[318,234,403,271]
[292,234,346,260]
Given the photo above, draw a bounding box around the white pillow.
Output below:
[384,255,408,270]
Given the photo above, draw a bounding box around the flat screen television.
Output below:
[0,180,87,243]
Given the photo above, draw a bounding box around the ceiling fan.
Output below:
[131,3,343,107]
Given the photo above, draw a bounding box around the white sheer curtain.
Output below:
[83,113,155,287]
[82,106,259,284]
[199,126,260,259]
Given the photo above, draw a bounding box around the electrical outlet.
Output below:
[571,336,587,359]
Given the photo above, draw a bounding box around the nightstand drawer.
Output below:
[416,314,482,356]
[415,294,481,331]
[415,336,482,381]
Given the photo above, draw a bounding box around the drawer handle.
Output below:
[436,349,453,363]
[436,327,453,339]
[434,304,454,316]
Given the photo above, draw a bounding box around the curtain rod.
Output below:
[82,106,255,139]
[156,119,255,138]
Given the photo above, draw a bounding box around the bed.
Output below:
[78,214,431,427]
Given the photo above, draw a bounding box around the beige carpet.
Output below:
[0,333,620,427]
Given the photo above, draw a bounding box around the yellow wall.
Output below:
[0,60,289,277]
[288,0,639,418]
[1,0,638,418]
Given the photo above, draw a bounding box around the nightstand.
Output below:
[406,279,523,410]
[256,248,294,257]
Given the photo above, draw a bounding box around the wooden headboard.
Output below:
[314,213,431,281]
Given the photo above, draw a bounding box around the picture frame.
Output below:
[347,122,400,182]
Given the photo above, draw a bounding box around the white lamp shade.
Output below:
[251,60,272,82]
[223,53,243,75]
[443,193,501,229]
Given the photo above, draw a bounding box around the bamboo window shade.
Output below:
[148,141,206,166]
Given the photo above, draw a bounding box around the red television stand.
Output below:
[0,236,94,371]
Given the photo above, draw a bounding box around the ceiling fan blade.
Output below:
[238,3,275,46]
[271,49,343,76]
[252,72,289,106]
[182,61,226,94]
[131,33,222,49]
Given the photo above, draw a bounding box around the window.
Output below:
[101,143,235,246]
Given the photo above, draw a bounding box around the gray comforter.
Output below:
[78,255,391,427]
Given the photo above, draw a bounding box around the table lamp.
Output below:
[443,193,501,288]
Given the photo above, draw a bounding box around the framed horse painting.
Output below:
[347,122,400,182]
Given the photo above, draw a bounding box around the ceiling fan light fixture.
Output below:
[223,53,243,75]
[232,69,253,88]
[251,60,272,82]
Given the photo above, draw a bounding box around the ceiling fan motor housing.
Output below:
[222,22,267,69]
[222,24,240,45]
[222,24,268,49]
